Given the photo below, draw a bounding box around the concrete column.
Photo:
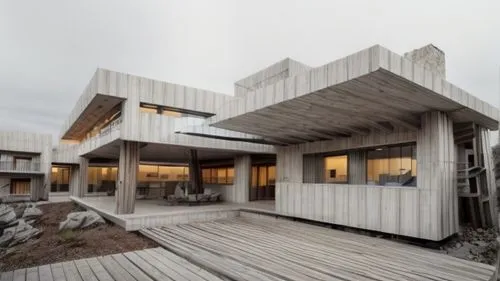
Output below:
[115,141,139,214]
[69,165,80,197]
[71,157,89,197]
[303,154,325,183]
[188,149,203,194]
[416,111,457,240]
[234,155,251,203]
[30,176,44,201]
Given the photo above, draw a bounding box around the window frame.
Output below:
[365,142,417,187]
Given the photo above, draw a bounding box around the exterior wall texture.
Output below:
[275,113,459,241]
[0,131,52,200]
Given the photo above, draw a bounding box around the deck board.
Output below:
[141,216,497,281]
[1,247,222,281]
[0,271,13,281]
[49,263,65,281]
[61,262,82,281]
[84,258,112,281]
[37,265,53,281]
[2,216,496,281]
[25,267,39,281]
[12,269,26,281]
[73,260,98,281]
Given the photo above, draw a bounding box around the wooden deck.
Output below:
[2,215,496,281]
[0,247,223,281]
[141,214,497,281]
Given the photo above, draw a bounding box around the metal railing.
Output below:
[99,117,122,136]
[0,161,41,172]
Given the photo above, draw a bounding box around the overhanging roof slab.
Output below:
[209,45,498,143]
[61,94,124,140]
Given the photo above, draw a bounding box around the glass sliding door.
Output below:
[250,164,276,201]
[51,166,71,192]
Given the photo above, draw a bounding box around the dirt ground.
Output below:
[0,202,158,271]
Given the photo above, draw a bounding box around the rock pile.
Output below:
[443,227,499,265]
[0,203,43,248]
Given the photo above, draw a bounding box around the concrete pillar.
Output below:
[188,149,203,194]
[71,157,88,198]
[69,165,80,197]
[234,155,251,203]
[115,141,139,214]
[303,154,324,183]
[30,176,44,201]
[416,111,457,240]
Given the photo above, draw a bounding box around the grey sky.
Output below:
[1,0,499,143]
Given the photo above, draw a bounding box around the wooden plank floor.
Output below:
[0,247,224,281]
[141,216,497,281]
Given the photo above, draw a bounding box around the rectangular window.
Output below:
[140,103,214,118]
[324,155,348,183]
[11,179,30,194]
[14,157,31,171]
[202,167,234,185]
[367,143,416,186]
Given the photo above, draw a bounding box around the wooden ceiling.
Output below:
[85,140,248,162]
[61,94,125,141]
[212,70,497,145]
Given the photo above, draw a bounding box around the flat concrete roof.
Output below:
[209,45,499,144]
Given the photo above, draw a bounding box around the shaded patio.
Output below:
[71,195,276,230]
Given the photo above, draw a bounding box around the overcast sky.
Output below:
[1,0,499,143]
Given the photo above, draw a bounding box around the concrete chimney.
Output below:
[404,44,446,79]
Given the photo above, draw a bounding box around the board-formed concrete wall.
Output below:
[234,58,312,97]
[0,131,52,200]
[276,112,459,241]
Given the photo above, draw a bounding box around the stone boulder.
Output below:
[0,220,42,247]
[59,211,105,231]
[0,204,16,228]
[22,206,43,221]
[12,203,27,219]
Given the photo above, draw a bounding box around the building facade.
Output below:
[1,44,497,241]
[0,132,52,201]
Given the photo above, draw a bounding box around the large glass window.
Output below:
[324,155,348,183]
[367,143,416,186]
[139,165,189,182]
[202,167,234,185]
[51,166,70,192]
[88,166,118,193]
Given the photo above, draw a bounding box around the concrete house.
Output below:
[2,44,497,241]
[0,132,52,201]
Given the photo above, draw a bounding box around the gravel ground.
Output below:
[0,202,158,272]
[441,226,499,265]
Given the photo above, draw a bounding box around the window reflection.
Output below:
[88,166,118,193]
[324,155,348,183]
[367,144,416,186]
[202,167,234,184]
[51,166,71,192]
